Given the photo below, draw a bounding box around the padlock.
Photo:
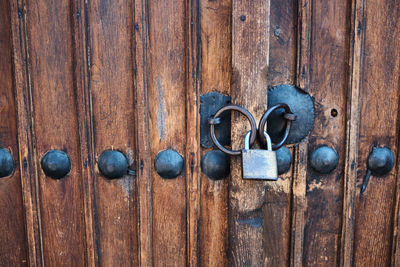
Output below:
[242,131,278,180]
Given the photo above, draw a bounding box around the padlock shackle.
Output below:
[244,131,272,150]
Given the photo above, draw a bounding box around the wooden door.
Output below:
[1,0,400,266]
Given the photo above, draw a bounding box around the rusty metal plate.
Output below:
[200,92,231,148]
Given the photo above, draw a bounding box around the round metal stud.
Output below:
[0,148,14,178]
[41,150,71,179]
[267,84,314,145]
[367,147,394,176]
[276,146,292,175]
[309,145,338,174]
[98,150,129,179]
[154,149,184,179]
[201,150,230,180]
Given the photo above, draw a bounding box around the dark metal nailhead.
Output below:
[201,150,230,180]
[309,145,338,174]
[98,150,129,179]
[41,150,71,179]
[367,147,394,176]
[276,146,292,175]
[0,148,14,178]
[154,149,184,179]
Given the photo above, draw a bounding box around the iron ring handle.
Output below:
[258,103,295,150]
[209,104,257,156]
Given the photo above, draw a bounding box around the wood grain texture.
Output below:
[301,0,351,265]
[87,0,139,265]
[340,0,365,265]
[290,1,312,266]
[72,0,97,265]
[291,1,351,266]
[186,0,202,265]
[198,0,231,265]
[0,1,28,265]
[352,0,400,265]
[134,0,153,265]
[7,0,400,265]
[25,0,85,264]
[9,0,43,264]
[230,0,270,265]
[148,0,187,265]
[263,0,297,265]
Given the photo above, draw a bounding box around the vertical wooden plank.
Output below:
[230,0,270,265]
[9,0,43,264]
[301,0,351,265]
[351,0,400,265]
[290,3,312,267]
[24,0,85,264]
[268,0,297,86]
[0,1,28,265]
[340,0,364,266]
[291,0,351,265]
[134,0,153,265]
[148,0,187,265]
[187,0,201,265]
[264,0,297,265]
[72,0,97,265]
[290,142,308,267]
[199,0,231,265]
[85,0,139,265]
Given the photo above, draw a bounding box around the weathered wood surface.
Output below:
[264,0,297,265]
[9,0,43,264]
[88,0,139,265]
[186,0,202,265]
[15,0,85,265]
[0,1,27,265]
[351,0,400,266]
[299,0,351,265]
[147,0,187,265]
[340,0,365,266]
[133,0,153,265]
[198,0,231,265]
[2,0,400,265]
[230,0,270,265]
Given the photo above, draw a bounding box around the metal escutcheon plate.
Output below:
[267,84,314,145]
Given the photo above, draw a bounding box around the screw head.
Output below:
[98,150,129,179]
[41,150,71,179]
[0,148,14,178]
[201,150,230,180]
[154,149,184,179]
[276,146,292,175]
[309,145,338,174]
[367,147,394,176]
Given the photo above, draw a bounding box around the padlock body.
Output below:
[242,149,278,180]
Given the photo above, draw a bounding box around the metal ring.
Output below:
[209,104,257,156]
[258,103,294,150]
